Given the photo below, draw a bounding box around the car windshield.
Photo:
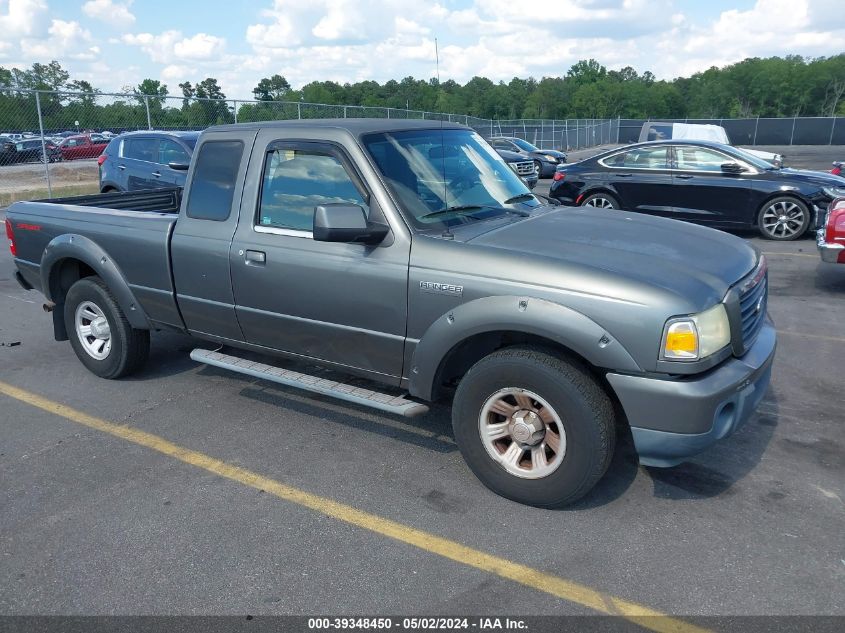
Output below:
[730,146,779,170]
[513,138,539,152]
[363,128,539,230]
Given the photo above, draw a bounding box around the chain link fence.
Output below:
[618,117,845,145]
[3,88,844,203]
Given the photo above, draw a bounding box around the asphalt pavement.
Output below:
[1,172,844,623]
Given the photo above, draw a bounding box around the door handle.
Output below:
[676,174,693,179]
[152,171,161,177]
[244,249,266,265]
[617,173,632,177]
[117,164,126,170]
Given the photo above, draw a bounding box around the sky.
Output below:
[1,0,844,99]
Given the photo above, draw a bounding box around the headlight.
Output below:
[544,155,558,163]
[661,303,731,361]
[823,186,845,199]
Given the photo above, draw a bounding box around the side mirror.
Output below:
[721,162,746,174]
[313,204,388,245]
[168,162,190,171]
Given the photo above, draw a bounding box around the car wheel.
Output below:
[64,277,150,379]
[452,346,615,508]
[533,160,543,179]
[758,197,810,241]
[581,192,620,210]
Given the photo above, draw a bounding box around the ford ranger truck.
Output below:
[6,120,777,508]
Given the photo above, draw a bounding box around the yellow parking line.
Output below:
[0,380,709,633]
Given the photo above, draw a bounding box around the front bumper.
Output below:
[606,321,776,467]
[817,228,845,263]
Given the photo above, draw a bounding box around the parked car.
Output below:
[550,140,845,240]
[489,137,567,178]
[7,119,776,508]
[99,131,199,192]
[495,148,539,189]
[12,138,62,164]
[831,162,842,176]
[818,197,845,264]
[638,122,783,167]
[0,137,18,165]
[57,134,108,161]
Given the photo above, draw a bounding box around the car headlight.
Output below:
[823,186,845,199]
[544,155,558,163]
[660,303,731,361]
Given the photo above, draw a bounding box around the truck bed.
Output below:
[8,188,184,330]
[37,187,183,214]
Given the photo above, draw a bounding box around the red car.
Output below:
[818,197,845,264]
[831,162,842,176]
[57,134,108,161]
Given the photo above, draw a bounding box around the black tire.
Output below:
[580,192,620,210]
[533,160,543,179]
[757,196,811,241]
[64,277,149,379]
[452,346,615,508]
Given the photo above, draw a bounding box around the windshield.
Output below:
[513,138,539,152]
[363,128,538,230]
[730,146,779,170]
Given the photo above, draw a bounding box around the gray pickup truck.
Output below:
[6,119,776,507]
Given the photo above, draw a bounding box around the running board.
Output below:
[190,349,429,418]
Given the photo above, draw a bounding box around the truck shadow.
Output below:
[187,344,458,455]
[642,392,780,500]
[122,331,205,382]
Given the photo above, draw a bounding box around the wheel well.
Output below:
[756,192,811,218]
[49,258,97,304]
[579,188,618,205]
[101,186,117,193]
[432,331,607,401]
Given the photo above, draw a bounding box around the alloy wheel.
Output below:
[478,387,566,479]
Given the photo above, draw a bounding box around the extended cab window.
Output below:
[186,140,244,221]
[257,149,368,232]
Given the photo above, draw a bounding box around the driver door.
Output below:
[229,137,410,380]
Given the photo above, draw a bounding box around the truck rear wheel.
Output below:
[452,346,615,507]
[64,277,149,379]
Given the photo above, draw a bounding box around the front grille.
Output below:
[512,161,535,176]
[736,260,768,352]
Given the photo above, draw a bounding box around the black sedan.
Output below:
[489,137,567,178]
[0,138,62,165]
[550,140,845,240]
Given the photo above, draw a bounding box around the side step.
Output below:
[190,349,430,418]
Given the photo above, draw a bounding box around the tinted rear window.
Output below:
[185,140,244,221]
[125,138,158,161]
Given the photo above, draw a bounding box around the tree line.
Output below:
[1,55,844,133]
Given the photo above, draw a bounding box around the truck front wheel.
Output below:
[452,346,615,507]
[64,277,150,379]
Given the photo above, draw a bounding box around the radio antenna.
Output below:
[435,37,441,86]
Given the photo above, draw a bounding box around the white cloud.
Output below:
[20,19,100,61]
[82,0,135,28]
[0,0,49,39]
[122,30,225,63]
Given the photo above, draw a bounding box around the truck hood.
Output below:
[496,149,530,162]
[463,206,758,307]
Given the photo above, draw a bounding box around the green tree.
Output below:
[253,74,292,101]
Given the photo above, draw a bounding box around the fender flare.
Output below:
[40,233,150,330]
[408,295,642,400]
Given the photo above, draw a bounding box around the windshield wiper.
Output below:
[419,205,492,221]
[503,192,536,204]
